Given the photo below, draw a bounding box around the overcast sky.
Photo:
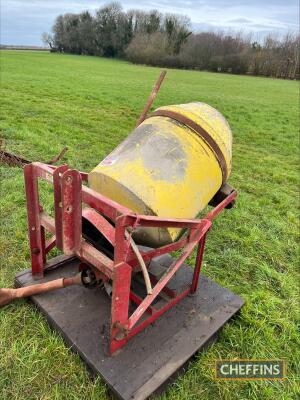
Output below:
[1,0,299,45]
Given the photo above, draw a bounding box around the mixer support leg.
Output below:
[190,234,207,294]
[24,163,45,279]
[110,262,132,353]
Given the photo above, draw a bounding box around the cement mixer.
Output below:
[89,101,232,247]
[0,72,240,376]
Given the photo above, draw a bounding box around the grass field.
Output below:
[0,50,299,400]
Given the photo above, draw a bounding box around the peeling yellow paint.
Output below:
[88,102,232,247]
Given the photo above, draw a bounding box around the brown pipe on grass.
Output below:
[0,274,82,307]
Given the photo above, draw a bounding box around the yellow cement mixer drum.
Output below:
[89,102,232,247]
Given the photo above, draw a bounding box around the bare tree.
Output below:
[41,32,54,49]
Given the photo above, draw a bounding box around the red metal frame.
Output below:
[24,162,237,354]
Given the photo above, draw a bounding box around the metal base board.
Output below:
[15,255,244,400]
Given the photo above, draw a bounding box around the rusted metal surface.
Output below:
[77,241,114,279]
[21,162,237,354]
[110,262,132,348]
[53,165,69,250]
[24,163,44,279]
[45,236,56,253]
[0,139,68,168]
[45,147,68,165]
[0,274,82,306]
[126,222,211,331]
[82,208,116,246]
[61,169,82,255]
[147,109,229,183]
[191,234,207,293]
[135,70,167,127]
[0,150,30,167]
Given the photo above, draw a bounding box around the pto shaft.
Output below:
[0,274,82,307]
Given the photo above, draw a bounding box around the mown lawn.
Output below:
[0,50,299,400]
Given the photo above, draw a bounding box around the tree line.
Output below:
[43,2,300,79]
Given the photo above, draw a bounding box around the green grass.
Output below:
[0,50,299,400]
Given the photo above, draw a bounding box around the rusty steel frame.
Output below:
[24,162,237,354]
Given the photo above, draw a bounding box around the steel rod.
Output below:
[135,70,167,127]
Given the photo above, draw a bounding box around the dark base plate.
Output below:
[15,255,244,400]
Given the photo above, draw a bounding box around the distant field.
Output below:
[0,45,48,51]
[0,50,299,400]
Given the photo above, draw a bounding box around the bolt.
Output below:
[113,321,129,341]
[66,205,73,213]
[32,247,40,254]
